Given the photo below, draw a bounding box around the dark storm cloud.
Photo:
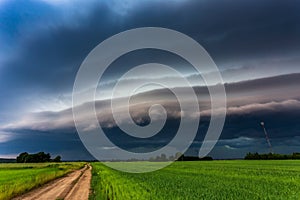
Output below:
[1,73,300,159]
[1,0,300,159]
[1,0,300,116]
[125,0,300,63]
[0,130,94,160]
[2,73,300,144]
[0,0,121,116]
[0,1,116,93]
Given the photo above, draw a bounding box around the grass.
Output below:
[0,162,85,200]
[90,160,300,200]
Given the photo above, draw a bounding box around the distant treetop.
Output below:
[16,152,61,163]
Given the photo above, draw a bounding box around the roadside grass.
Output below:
[0,162,85,200]
[90,160,300,200]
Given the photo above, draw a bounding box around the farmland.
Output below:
[90,160,300,200]
[0,162,85,200]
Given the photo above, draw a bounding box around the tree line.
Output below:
[149,153,213,162]
[245,152,300,160]
[16,152,61,163]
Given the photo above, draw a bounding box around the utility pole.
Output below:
[260,122,273,153]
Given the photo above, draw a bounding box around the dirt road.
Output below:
[13,164,92,200]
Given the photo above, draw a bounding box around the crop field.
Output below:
[0,162,85,200]
[90,160,300,200]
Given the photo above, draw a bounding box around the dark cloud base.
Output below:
[2,105,299,160]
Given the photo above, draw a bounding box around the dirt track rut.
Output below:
[13,164,92,200]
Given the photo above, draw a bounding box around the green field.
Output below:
[0,162,85,200]
[90,160,300,200]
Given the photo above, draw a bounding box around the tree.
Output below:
[16,152,61,163]
[52,156,61,162]
[244,152,300,160]
[16,152,28,163]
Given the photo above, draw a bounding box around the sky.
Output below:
[0,0,300,160]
